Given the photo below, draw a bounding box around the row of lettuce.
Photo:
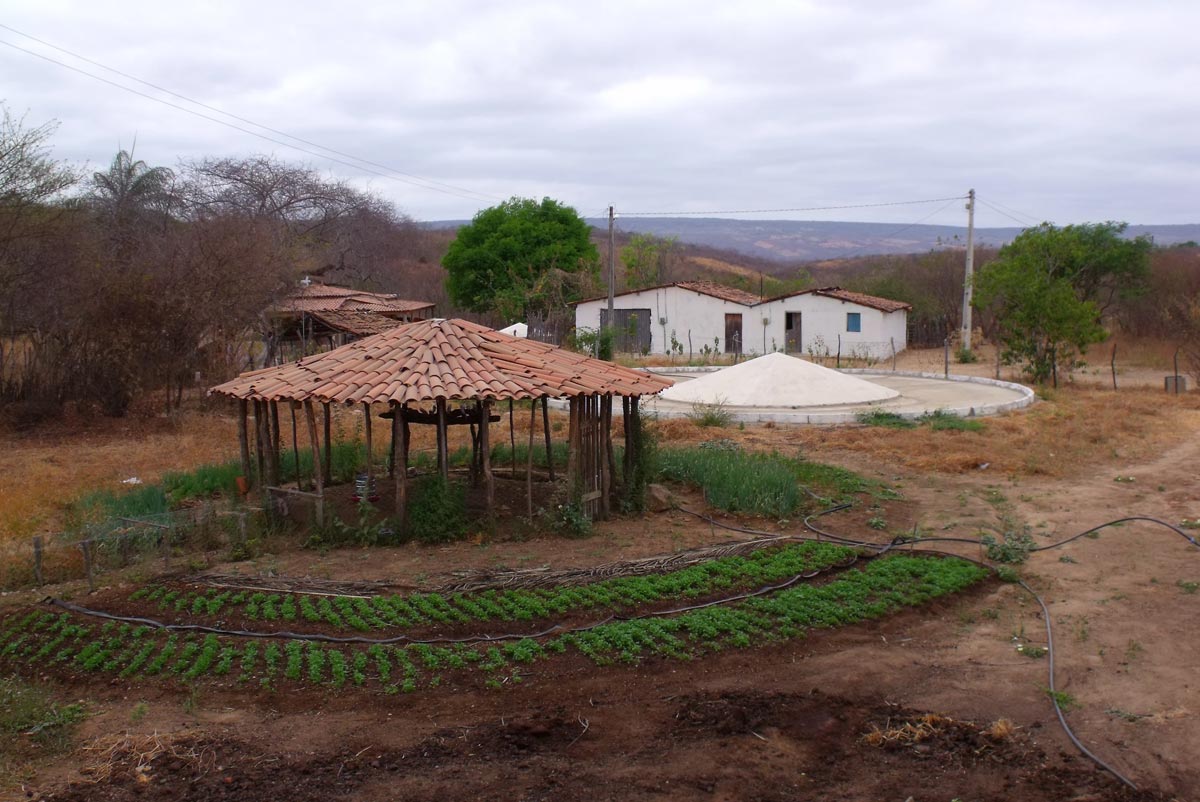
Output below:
[0,555,988,693]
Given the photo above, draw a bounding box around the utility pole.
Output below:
[960,188,976,352]
[607,205,615,330]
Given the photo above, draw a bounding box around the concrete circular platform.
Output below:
[641,368,1034,424]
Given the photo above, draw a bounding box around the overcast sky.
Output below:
[2,1,1197,228]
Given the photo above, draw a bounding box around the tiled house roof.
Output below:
[210,318,672,404]
[270,283,435,317]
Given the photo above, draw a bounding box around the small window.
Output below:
[846,312,861,333]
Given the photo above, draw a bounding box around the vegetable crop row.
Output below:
[0,556,987,694]
[126,541,858,632]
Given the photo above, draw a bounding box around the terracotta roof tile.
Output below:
[806,287,912,313]
[210,318,672,404]
[573,280,762,307]
[270,282,434,316]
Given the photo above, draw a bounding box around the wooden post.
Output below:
[542,397,555,481]
[80,540,95,593]
[481,398,494,525]
[527,397,537,519]
[566,395,580,500]
[622,396,632,482]
[290,402,301,489]
[253,400,266,488]
[304,400,325,524]
[508,399,517,478]
[601,395,613,517]
[363,401,374,494]
[237,399,251,489]
[32,535,43,586]
[436,398,449,479]
[629,395,641,499]
[322,402,332,485]
[393,403,408,535]
[269,400,282,486]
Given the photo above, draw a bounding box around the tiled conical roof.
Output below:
[210,318,671,404]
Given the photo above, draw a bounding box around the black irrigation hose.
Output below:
[789,505,1200,792]
[39,555,860,647]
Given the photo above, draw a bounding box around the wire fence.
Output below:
[0,501,260,592]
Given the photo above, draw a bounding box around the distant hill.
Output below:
[425,218,1200,263]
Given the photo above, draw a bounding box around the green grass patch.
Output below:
[656,445,879,515]
[856,410,916,429]
[923,410,985,432]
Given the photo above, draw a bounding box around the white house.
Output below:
[572,281,910,360]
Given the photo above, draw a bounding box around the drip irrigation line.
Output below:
[38,555,859,647]
[788,504,1193,791]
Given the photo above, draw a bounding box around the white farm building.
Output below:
[572,281,911,360]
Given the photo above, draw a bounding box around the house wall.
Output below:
[574,288,908,359]
[757,295,907,359]
[575,288,753,356]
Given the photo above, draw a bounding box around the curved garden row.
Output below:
[0,555,989,694]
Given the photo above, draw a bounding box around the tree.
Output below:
[91,148,175,223]
[443,196,599,321]
[621,232,679,290]
[974,222,1151,384]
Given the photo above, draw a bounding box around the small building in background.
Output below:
[264,280,435,364]
[571,282,909,360]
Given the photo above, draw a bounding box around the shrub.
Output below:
[408,476,469,543]
[855,410,916,429]
[956,347,979,364]
[687,398,732,428]
[656,447,802,518]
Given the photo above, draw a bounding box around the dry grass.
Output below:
[647,384,1200,478]
[0,410,239,539]
[0,399,569,540]
[862,713,955,746]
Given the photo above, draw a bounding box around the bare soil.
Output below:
[5,385,1200,800]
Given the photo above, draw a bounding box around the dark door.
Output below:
[724,313,743,354]
[785,312,802,353]
[600,308,652,354]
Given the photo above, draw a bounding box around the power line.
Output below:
[0,33,499,204]
[978,196,1041,227]
[977,197,1038,228]
[837,197,963,259]
[618,195,968,217]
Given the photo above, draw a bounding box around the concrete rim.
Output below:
[637,367,1035,425]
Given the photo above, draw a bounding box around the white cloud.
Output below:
[0,0,1196,224]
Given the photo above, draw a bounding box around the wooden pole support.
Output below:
[481,398,494,526]
[304,400,325,524]
[322,402,332,485]
[527,398,537,519]
[393,402,409,534]
[542,397,555,482]
[238,399,251,490]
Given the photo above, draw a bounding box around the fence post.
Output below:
[890,337,896,371]
[80,540,96,593]
[33,536,44,586]
[1174,347,1182,394]
[836,335,842,369]
[1111,343,1118,390]
[944,338,950,379]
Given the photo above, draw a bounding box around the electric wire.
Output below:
[979,195,1042,227]
[0,37,497,204]
[618,195,969,217]
[977,197,1039,228]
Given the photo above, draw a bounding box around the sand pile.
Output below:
[659,352,899,407]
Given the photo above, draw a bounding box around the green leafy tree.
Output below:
[974,222,1151,383]
[620,232,678,290]
[443,197,599,321]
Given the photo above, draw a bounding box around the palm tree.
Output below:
[91,148,174,222]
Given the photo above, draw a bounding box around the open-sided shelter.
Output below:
[265,281,436,363]
[210,318,671,529]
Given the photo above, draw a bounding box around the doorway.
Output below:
[724,313,743,354]
[785,312,802,353]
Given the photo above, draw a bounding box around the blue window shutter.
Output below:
[846,312,861,333]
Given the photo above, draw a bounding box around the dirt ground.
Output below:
[4,373,1200,800]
